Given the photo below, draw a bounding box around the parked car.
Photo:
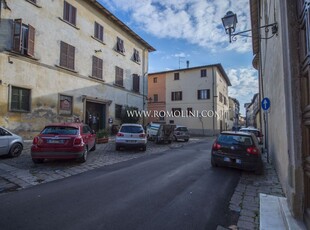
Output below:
[239,127,263,144]
[0,126,23,158]
[146,122,161,141]
[173,126,190,142]
[115,123,147,151]
[31,123,96,163]
[211,131,263,174]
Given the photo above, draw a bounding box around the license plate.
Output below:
[224,157,231,162]
[236,159,242,164]
[126,140,136,143]
[47,139,64,144]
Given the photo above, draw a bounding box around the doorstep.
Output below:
[260,194,306,230]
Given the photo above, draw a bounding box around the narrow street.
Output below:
[0,141,240,230]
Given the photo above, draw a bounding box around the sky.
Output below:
[98,0,258,115]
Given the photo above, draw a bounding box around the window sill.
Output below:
[89,75,105,82]
[58,17,80,30]
[25,0,42,8]
[55,65,78,73]
[132,60,141,65]
[8,50,39,61]
[114,50,125,56]
[91,36,106,45]
[131,90,140,94]
[113,83,125,89]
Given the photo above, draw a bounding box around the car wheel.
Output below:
[78,146,88,163]
[32,158,44,164]
[211,158,218,167]
[155,137,159,144]
[90,142,96,151]
[141,146,146,151]
[8,143,23,158]
[173,135,177,142]
[255,165,263,175]
[184,138,189,142]
[115,145,121,151]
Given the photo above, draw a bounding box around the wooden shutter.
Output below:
[207,89,210,99]
[13,19,22,52]
[115,66,123,86]
[197,90,200,100]
[60,41,67,67]
[27,24,35,57]
[68,44,75,70]
[92,56,103,79]
[71,5,76,25]
[63,1,69,22]
[133,74,140,92]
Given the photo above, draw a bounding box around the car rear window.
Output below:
[240,129,260,137]
[177,127,188,131]
[217,134,253,146]
[120,125,144,133]
[42,126,79,135]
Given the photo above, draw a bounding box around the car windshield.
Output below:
[217,134,253,146]
[42,126,79,135]
[120,126,144,133]
[240,129,259,137]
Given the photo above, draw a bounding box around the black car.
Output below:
[211,131,263,174]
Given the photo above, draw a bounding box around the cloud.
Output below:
[227,67,258,115]
[98,0,252,53]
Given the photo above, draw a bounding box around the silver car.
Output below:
[115,124,147,151]
[0,126,24,157]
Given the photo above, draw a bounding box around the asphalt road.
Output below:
[0,141,241,230]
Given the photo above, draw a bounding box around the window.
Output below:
[63,1,76,26]
[115,104,122,119]
[174,73,180,80]
[187,107,193,116]
[59,94,73,115]
[169,120,174,124]
[133,48,140,63]
[219,93,223,103]
[201,69,207,77]
[132,74,140,92]
[116,37,125,54]
[60,41,75,70]
[94,22,104,42]
[153,77,158,83]
[115,66,124,87]
[172,108,181,114]
[10,86,31,112]
[197,89,210,100]
[153,94,158,102]
[171,91,182,101]
[92,56,103,79]
[224,96,227,105]
[12,19,35,57]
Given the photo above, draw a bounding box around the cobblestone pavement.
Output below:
[225,153,284,230]
[0,136,211,194]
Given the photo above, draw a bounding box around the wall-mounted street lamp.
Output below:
[221,11,278,43]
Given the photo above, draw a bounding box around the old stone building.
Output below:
[0,0,155,138]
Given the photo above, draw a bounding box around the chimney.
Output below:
[186,60,189,68]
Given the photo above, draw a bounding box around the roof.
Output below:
[149,63,232,86]
[45,123,84,129]
[220,131,253,136]
[88,0,155,52]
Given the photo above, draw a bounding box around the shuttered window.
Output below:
[63,1,76,26]
[171,91,182,101]
[10,86,31,112]
[92,56,103,79]
[132,74,140,92]
[60,41,75,70]
[133,49,140,63]
[197,89,210,100]
[12,19,35,57]
[94,22,104,41]
[115,104,122,119]
[116,37,125,53]
[115,66,123,87]
[201,69,207,77]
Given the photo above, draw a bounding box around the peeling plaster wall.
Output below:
[0,0,151,139]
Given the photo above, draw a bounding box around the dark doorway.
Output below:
[86,101,106,132]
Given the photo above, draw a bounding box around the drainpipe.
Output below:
[212,67,216,136]
[142,48,147,127]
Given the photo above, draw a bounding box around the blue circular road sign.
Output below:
[261,97,271,110]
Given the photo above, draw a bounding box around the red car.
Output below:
[31,123,96,163]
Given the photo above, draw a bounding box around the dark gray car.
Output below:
[0,126,23,157]
[173,126,190,142]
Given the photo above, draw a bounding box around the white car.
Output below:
[115,124,147,151]
[239,127,263,144]
[0,126,24,157]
